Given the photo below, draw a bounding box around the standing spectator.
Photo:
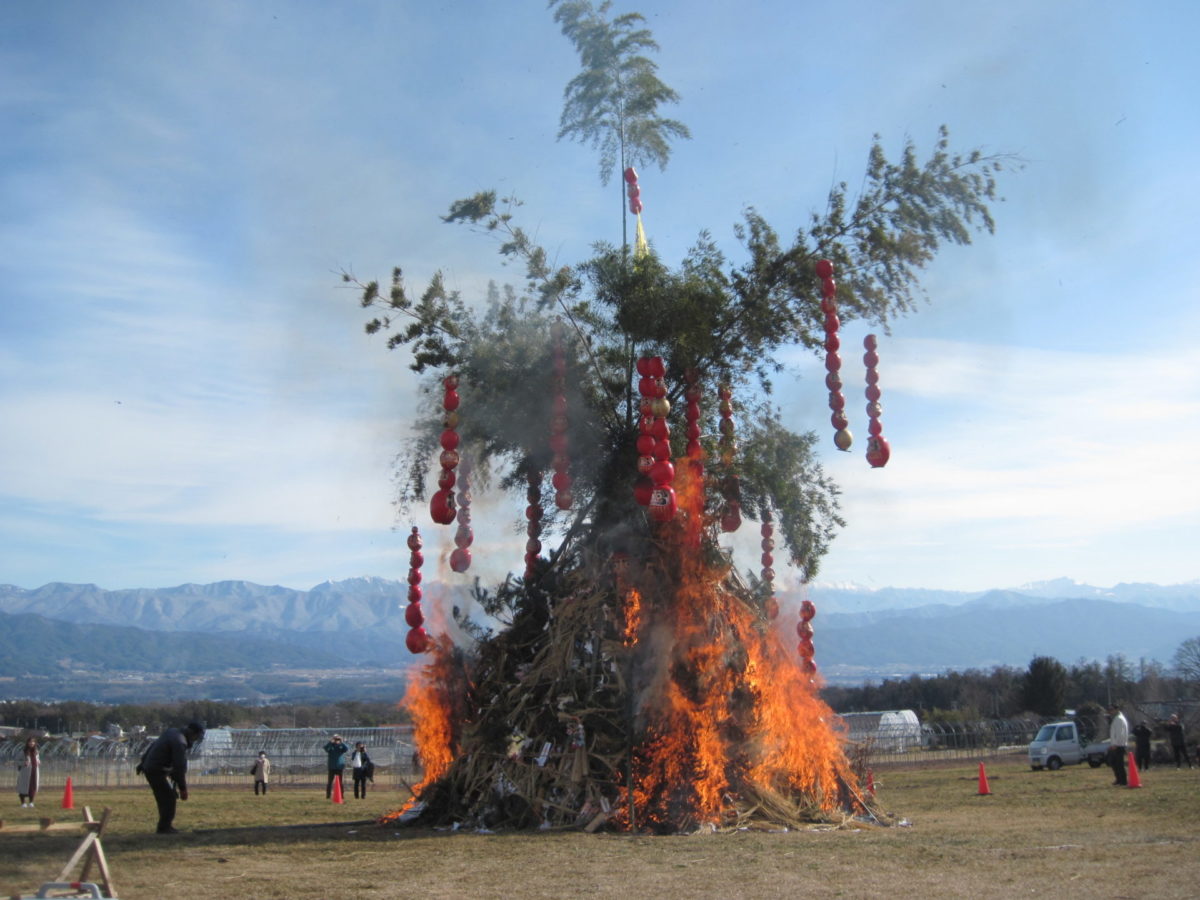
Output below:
[16,737,39,808]
[1106,704,1129,786]
[1163,714,1193,769]
[250,750,271,795]
[1131,720,1153,771]
[136,722,205,834]
[350,741,373,799]
[322,734,348,799]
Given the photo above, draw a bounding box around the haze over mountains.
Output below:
[2,577,1198,686]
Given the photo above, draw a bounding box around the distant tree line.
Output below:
[822,645,1199,724]
[0,698,410,735]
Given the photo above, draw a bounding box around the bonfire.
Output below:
[351,1,1008,837]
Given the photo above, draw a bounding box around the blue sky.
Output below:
[1,0,1198,593]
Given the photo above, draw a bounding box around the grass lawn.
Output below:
[2,759,1196,899]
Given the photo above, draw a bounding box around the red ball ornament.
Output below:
[454,526,473,549]
[653,440,672,461]
[650,418,669,440]
[815,259,834,279]
[636,356,652,376]
[407,568,423,586]
[637,434,657,456]
[438,469,456,490]
[648,356,665,378]
[828,391,845,411]
[799,599,816,621]
[866,435,891,468]
[439,449,460,470]
[649,459,675,487]
[526,504,543,521]
[406,627,430,654]
[765,596,780,620]
[831,410,849,430]
[406,528,423,552]
[410,550,424,568]
[638,376,658,397]
[407,585,422,604]
[552,470,572,492]
[721,503,742,533]
[555,490,573,510]
[405,603,425,627]
[637,455,656,475]
[868,418,883,436]
[824,352,842,373]
[633,476,654,506]
[797,638,815,659]
[443,389,460,411]
[440,429,460,451]
[526,538,542,555]
[648,486,677,521]
[824,333,840,352]
[685,422,701,440]
[797,620,814,639]
[549,433,569,455]
[450,547,471,572]
[801,659,817,676]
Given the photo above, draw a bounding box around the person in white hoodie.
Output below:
[1107,704,1130,786]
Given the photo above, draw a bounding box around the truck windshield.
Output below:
[1034,725,1056,741]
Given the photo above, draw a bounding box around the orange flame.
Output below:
[622,589,643,647]
[616,459,851,830]
[381,637,463,823]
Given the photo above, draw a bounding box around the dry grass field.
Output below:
[2,758,1196,899]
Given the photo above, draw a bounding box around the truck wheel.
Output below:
[1087,757,1103,769]
[1030,765,1043,771]
[1047,757,1062,771]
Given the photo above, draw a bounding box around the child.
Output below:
[250,750,271,795]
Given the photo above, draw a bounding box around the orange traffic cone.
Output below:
[977,762,991,796]
[61,776,75,809]
[1127,751,1143,788]
[331,775,344,804]
[866,769,876,796]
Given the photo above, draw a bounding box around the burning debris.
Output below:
[388,456,880,834]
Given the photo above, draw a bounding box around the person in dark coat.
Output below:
[1131,720,1153,771]
[16,737,39,807]
[350,741,373,799]
[1164,714,1193,769]
[137,722,205,834]
[322,734,349,799]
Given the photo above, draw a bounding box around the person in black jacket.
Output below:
[1131,720,1153,771]
[137,722,205,834]
[1164,714,1193,768]
[350,741,373,799]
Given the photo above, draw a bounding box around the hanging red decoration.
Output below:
[432,374,462,525]
[524,469,543,580]
[450,455,474,572]
[404,526,430,654]
[761,514,779,620]
[863,334,891,468]
[625,167,643,215]
[797,593,817,677]
[818,260,852,451]
[549,319,573,511]
[717,384,741,531]
[633,356,675,519]
[683,369,704,488]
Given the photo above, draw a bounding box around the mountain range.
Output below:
[2,577,1199,684]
